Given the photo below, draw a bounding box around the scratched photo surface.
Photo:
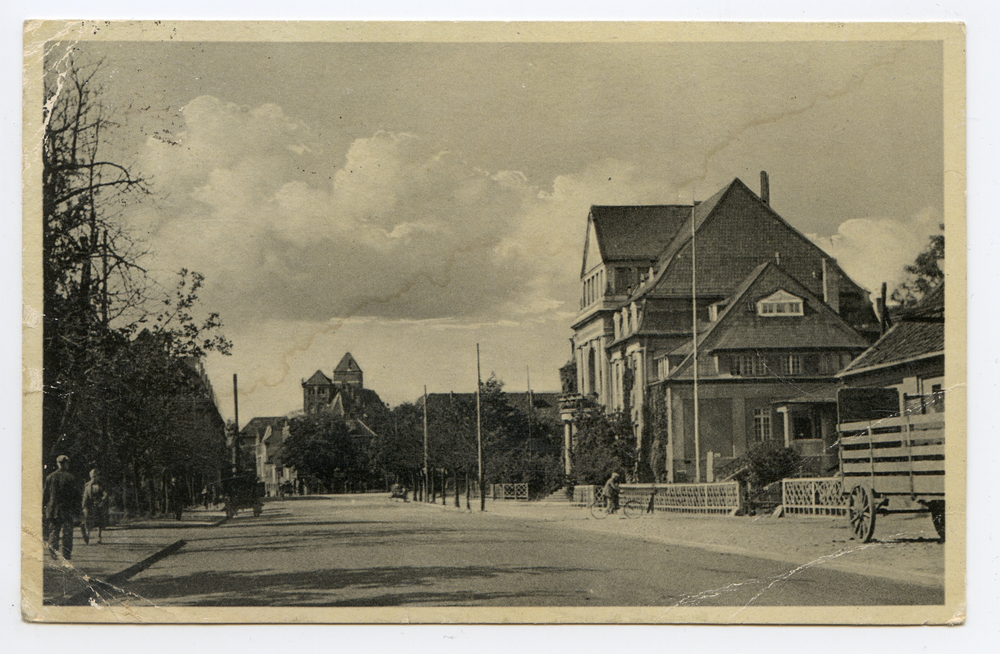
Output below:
[21,22,965,623]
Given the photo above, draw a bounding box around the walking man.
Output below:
[43,455,81,560]
[82,469,110,544]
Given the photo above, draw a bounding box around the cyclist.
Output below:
[603,472,621,514]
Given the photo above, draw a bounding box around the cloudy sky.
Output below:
[49,37,944,422]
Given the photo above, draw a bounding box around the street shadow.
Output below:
[114,520,227,531]
[109,564,594,607]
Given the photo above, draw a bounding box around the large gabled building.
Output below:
[568,172,880,483]
[302,352,388,422]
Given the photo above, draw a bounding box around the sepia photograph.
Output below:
[21,21,965,624]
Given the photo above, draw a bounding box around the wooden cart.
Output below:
[837,387,945,543]
[220,471,265,518]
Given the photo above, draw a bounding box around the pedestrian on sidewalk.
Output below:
[43,455,81,560]
[168,477,185,521]
[82,469,110,544]
[603,472,621,514]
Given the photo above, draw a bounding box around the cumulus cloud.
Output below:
[133,98,570,324]
[132,96,693,330]
[808,207,942,297]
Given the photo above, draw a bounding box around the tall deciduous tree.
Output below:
[42,53,232,513]
[892,225,944,306]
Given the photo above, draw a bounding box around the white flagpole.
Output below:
[692,199,702,483]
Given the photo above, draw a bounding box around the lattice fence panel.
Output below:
[782,478,847,516]
[492,483,529,501]
[621,482,741,515]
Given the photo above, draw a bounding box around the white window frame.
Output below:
[782,354,803,375]
[757,290,804,317]
[735,353,758,376]
[753,408,772,441]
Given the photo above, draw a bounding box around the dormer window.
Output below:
[757,290,804,317]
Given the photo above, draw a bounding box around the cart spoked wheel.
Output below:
[848,485,877,543]
[928,500,946,542]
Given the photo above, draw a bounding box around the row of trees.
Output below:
[42,55,233,515]
[276,377,641,500]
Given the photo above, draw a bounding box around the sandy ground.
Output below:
[472,498,945,587]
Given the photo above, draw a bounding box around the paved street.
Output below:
[43,494,943,608]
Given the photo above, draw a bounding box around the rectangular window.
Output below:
[657,358,669,381]
[734,354,759,376]
[782,354,803,375]
[753,408,772,441]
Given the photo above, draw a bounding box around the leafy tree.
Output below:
[568,405,637,487]
[892,224,944,306]
[283,411,362,491]
[42,53,232,513]
[367,402,425,484]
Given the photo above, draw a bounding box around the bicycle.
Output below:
[589,498,641,519]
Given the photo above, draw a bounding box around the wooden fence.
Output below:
[491,483,529,501]
[572,482,742,515]
[780,477,848,516]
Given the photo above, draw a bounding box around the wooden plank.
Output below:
[912,478,946,494]
[873,477,912,494]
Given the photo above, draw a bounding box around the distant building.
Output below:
[302,352,387,421]
[567,172,880,483]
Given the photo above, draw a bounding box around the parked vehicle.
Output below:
[837,387,945,542]
[220,471,265,518]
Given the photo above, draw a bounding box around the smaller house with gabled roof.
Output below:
[837,283,945,413]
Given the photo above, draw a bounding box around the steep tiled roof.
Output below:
[839,285,944,376]
[590,205,690,261]
[638,181,734,292]
[334,352,362,373]
[304,370,332,385]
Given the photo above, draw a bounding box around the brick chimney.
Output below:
[822,258,841,314]
[760,170,770,206]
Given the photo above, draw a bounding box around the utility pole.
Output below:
[691,200,701,483]
[423,385,429,503]
[526,366,533,455]
[477,344,485,512]
[232,373,240,474]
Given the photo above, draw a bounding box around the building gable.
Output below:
[645,179,842,301]
[668,262,869,378]
[304,370,332,386]
[334,352,361,374]
[581,217,602,276]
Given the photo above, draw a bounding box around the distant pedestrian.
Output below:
[201,486,209,510]
[81,469,110,544]
[168,477,185,521]
[43,455,81,560]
